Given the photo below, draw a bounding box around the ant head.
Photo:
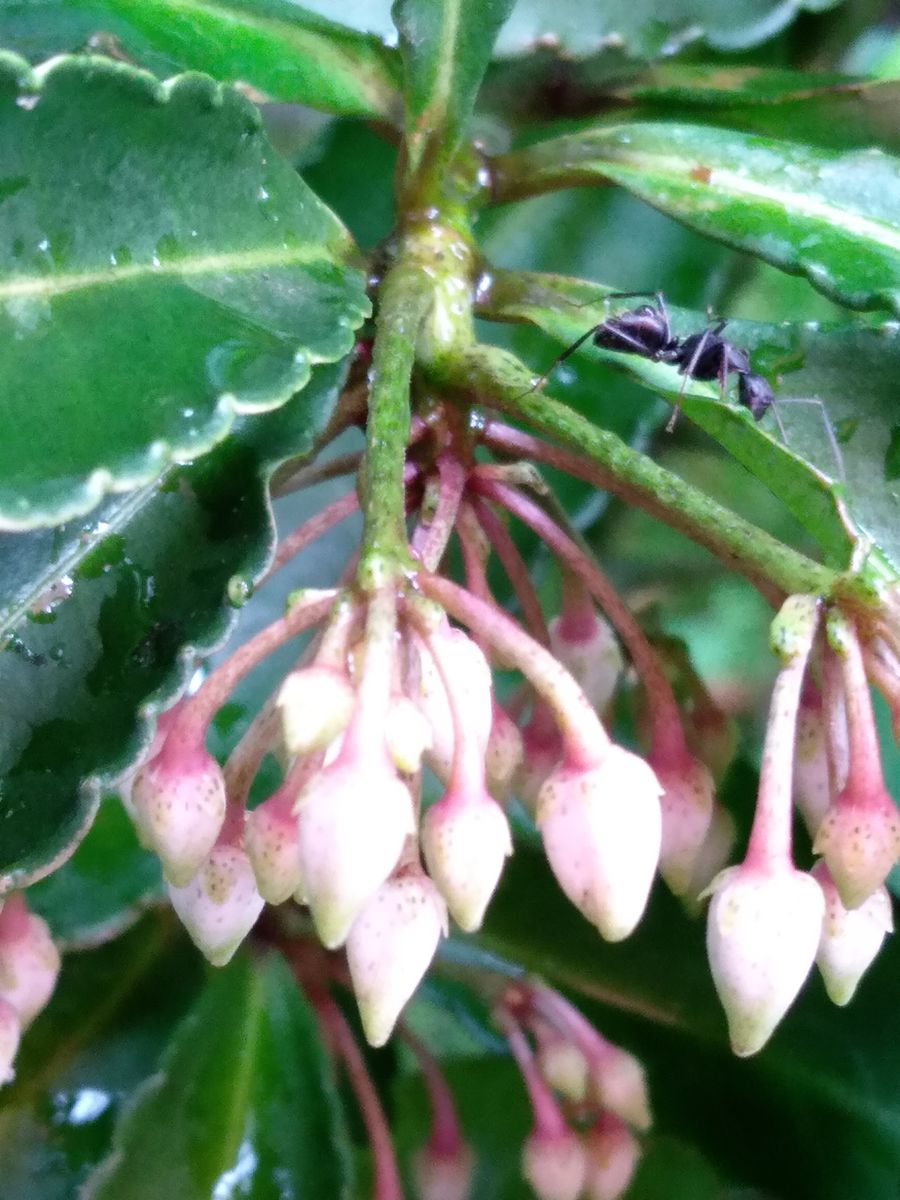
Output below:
[738,373,774,421]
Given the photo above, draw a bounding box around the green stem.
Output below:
[361,261,432,567]
[428,341,837,600]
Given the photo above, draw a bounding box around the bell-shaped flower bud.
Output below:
[386,694,433,774]
[277,666,355,757]
[422,788,512,932]
[346,868,448,1047]
[418,627,493,781]
[538,746,662,942]
[522,1128,587,1200]
[516,704,563,816]
[549,608,623,714]
[486,703,524,804]
[587,1044,651,1132]
[813,861,892,1006]
[0,998,20,1086]
[244,794,303,905]
[652,753,715,897]
[793,695,834,839]
[168,842,265,966]
[813,786,900,910]
[534,1019,589,1103]
[583,1114,641,1200]
[411,1140,475,1200]
[296,753,414,948]
[682,803,737,910]
[706,863,824,1056]
[131,743,227,887]
[0,895,61,1026]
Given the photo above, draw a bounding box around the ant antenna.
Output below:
[769,396,846,484]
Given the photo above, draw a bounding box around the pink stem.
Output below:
[470,496,549,645]
[318,994,404,1200]
[0,892,30,940]
[417,573,609,769]
[495,1007,568,1139]
[837,618,886,797]
[342,584,398,759]
[820,647,849,794]
[401,1028,465,1157]
[525,984,615,1073]
[470,474,686,763]
[164,590,338,758]
[413,453,467,572]
[557,571,599,643]
[265,492,360,582]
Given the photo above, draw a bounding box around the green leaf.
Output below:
[0,52,369,529]
[491,0,842,59]
[26,797,162,949]
[0,361,344,887]
[393,0,516,183]
[0,914,205,1200]
[609,67,900,154]
[479,847,900,1200]
[27,0,404,120]
[83,953,352,1200]
[477,270,870,569]
[494,122,900,316]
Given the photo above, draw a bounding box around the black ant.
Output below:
[527,291,844,479]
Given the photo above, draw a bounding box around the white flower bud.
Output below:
[168,844,265,967]
[411,1140,476,1200]
[654,755,715,897]
[385,694,433,774]
[346,871,447,1047]
[421,790,512,932]
[813,862,892,1006]
[682,803,737,911]
[534,1022,589,1103]
[277,666,355,757]
[0,999,21,1086]
[418,628,493,780]
[587,1044,651,1132]
[522,1128,587,1200]
[244,799,303,905]
[583,1115,641,1200]
[485,704,524,804]
[813,787,900,909]
[706,864,825,1056]
[0,900,61,1026]
[549,610,623,713]
[793,700,833,839]
[537,747,662,942]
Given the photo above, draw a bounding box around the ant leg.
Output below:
[515,325,600,399]
[563,288,661,312]
[667,326,713,432]
[772,397,846,484]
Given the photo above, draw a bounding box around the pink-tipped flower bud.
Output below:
[386,694,433,774]
[706,864,824,1056]
[549,610,623,714]
[583,1114,641,1200]
[0,896,61,1026]
[486,704,524,804]
[296,756,414,948]
[812,861,892,1006]
[587,1044,651,1132]
[683,803,737,910]
[537,746,662,942]
[168,843,265,966]
[346,869,448,1047]
[534,1020,589,1103]
[813,787,900,909]
[276,666,355,757]
[418,628,493,780]
[653,753,715,897]
[685,699,738,785]
[0,998,20,1086]
[131,744,227,887]
[522,1128,587,1200]
[411,1140,476,1200]
[244,797,303,905]
[516,706,563,816]
[422,789,512,932]
[793,699,833,839]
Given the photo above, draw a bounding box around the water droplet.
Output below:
[227,576,254,608]
[257,186,269,201]
[15,94,39,111]
[37,237,49,252]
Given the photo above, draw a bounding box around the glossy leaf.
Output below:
[494,122,900,316]
[0,361,344,887]
[393,0,516,183]
[56,0,402,120]
[83,953,352,1200]
[477,269,873,569]
[26,797,162,949]
[0,914,204,1200]
[491,0,841,59]
[0,52,368,528]
[479,846,900,1200]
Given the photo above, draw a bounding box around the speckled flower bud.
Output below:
[168,843,265,967]
[385,694,433,774]
[522,1128,587,1200]
[346,870,448,1047]
[0,895,61,1026]
[813,861,892,1006]
[0,999,20,1086]
[653,753,715,897]
[486,703,524,804]
[244,797,303,905]
[587,1044,651,1132]
[583,1114,641,1200]
[538,746,662,942]
[683,803,737,909]
[549,609,623,713]
[411,1140,476,1200]
[131,745,227,887]
[277,666,355,757]
[813,786,900,909]
[418,627,493,780]
[422,789,512,932]
[793,698,833,839]
[706,864,824,1056]
[296,756,414,948]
